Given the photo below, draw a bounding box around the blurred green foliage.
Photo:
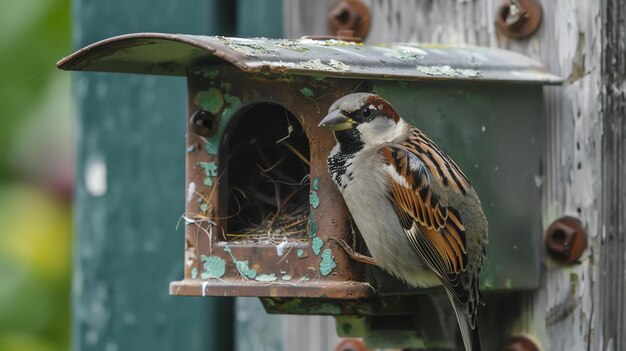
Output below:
[0,0,73,350]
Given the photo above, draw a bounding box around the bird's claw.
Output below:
[328,237,379,267]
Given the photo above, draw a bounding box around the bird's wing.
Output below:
[379,146,469,303]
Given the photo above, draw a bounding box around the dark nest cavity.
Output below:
[225,103,310,243]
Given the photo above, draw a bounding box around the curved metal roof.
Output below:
[57,33,561,84]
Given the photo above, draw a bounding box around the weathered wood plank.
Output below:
[601,0,626,349]
[284,0,609,349]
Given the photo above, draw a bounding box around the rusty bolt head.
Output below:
[502,336,540,351]
[335,339,369,351]
[190,110,218,137]
[545,216,588,264]
[328,0,370,40]
[495,0,542,39]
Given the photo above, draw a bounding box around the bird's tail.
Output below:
[446,290,481,351]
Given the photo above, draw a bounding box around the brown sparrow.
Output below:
[319,93,488,351]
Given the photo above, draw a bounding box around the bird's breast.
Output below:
[330,150,440,288]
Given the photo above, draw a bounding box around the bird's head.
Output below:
[318,93,406,147]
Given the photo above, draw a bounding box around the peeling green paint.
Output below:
[191,267,198,279]
[297,249,304,258]
[319,249,337,276]
[223,245,257,279]
[308,213,318,237]
[299,276,309,282]
[224,93,242,108]
[200,255,226,279]
[199,203,209,213]
[199,161,218,187]
[312,237,323,255]
[236,262,257,279]
[312,74,326,81]
[281,274,292,281]
[195,87,224,114]
[255,273,277,282]
[317,303,342,314]
[309,191,320,208]
[196,68,220,79]
[312,177,319,191]
[204,93,243,155]
[299,87,314,97]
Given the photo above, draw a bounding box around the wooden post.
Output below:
[284,0,625,349]
[601,0,626,349]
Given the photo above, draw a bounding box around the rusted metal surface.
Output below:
[327,0,370,40]
[57,33,561,84]
[501,336,540,351]
[334,339,369,351]
[169,66,375,300]
[545,216,588,264]
[495,0,543,39]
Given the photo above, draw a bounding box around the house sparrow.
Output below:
[319,93,488,351]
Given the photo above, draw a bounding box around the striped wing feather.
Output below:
[380,146,469,303]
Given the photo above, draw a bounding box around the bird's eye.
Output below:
[361,108,371,118]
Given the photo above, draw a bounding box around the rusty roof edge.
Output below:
[56,33,562,84]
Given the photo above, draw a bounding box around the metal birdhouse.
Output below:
[58,33,560,349]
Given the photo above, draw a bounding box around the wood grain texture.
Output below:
[601,0,626,349]
[284,0,612,349]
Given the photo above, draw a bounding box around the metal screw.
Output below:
[495,0,542,39]
[190,110,218,137]
[545,216,588,264]
[328,0,370,40]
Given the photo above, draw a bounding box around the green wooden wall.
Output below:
[73,1,281,350]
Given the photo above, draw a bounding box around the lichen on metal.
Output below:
[57,33,561,84]
[384,46,427,62]
[299,59,350,73]
[416,65,482,78]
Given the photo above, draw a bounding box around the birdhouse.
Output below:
[58,33,560,348]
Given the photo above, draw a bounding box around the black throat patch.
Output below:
[335,128,364,155]
[328,128,363,188]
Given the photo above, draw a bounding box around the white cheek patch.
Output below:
[357,118,406,146]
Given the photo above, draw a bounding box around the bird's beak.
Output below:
[318,109,355,131]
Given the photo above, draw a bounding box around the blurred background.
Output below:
[0,0,73,350]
